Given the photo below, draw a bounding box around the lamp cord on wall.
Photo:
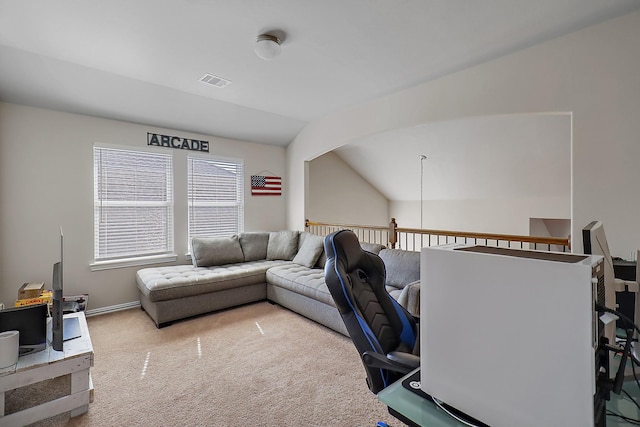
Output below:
[419,155,426,229]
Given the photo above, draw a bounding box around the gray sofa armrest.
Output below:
[397,280,420,316]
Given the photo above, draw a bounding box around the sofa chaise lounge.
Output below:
[136,230,420,335]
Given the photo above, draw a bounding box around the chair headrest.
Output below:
[324,230,368,272]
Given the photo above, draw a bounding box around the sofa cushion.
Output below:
[239,232,270,262]
[266,264,334,306]
[379,248,420,289]
[266,231,299,261]
[191,235,245,267]
[292,232,325,268]
[136,260,289,302]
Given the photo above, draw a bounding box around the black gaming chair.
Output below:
[324,229,420,394]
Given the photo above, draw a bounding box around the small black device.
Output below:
[0,303,48,355]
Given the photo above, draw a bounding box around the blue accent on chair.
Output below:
[390,297,416,347]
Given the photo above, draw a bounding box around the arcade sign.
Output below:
[147,132,209,152]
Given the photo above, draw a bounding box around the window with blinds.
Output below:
[188,156,244,241]
[94,146,174,261]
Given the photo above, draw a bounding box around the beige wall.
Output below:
[287,11,640,259]
[391,197,570,235]
[0,103,286,310]
[307,151,388,226]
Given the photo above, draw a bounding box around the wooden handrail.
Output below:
[389,218,570,248]
[397,228,569,246]
[306,218,571,252]
[305,220,388,232]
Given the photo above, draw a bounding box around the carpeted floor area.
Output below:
[8,302,393,426]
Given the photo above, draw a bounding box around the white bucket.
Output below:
[0,330,20,368]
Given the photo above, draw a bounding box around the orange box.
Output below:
[18,282,45,299]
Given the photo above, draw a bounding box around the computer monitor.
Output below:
[0,303,48,355]
[52,228,64,351]
[51,227,81,351]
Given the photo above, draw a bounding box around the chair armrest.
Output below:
[387,351,420,370]
[362,351,420,375]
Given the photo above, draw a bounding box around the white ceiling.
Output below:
[1,0,639,147]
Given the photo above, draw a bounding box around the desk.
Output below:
[378,369,464,427]
[379,368,640,427]
[0,312,94,427]
[609,378,640,427]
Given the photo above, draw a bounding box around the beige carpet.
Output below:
[9,302,393,426]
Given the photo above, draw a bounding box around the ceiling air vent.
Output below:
[199,73,231,88]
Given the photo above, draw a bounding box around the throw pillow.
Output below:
[315,250,328,269]
[397,281,420,316]
[191,235,245,267]
[239,232,270,261]
[360,242,385,254]
[292,232,325,268]
[266,231,299,261]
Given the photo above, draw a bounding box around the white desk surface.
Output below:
[0,311,93,376]
[0,312,94,427]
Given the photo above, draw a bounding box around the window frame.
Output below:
[187,154,245,247]
[91,144,177,271]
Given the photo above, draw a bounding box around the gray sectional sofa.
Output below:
[136,230,420,334]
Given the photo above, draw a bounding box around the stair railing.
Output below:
[305,218,570,252]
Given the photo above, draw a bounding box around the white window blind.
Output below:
[94,146,174,261]
[188,156,244,241]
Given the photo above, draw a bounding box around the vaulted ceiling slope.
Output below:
[0,1,639,146]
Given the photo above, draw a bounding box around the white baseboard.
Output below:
[85,301,140,317]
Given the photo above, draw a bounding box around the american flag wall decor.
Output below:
[251,175,282,196]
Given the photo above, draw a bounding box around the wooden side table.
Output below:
[0,312,94,426]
